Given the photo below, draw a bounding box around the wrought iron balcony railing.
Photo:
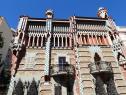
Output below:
[50,64,75,76]
[89,61,112,74]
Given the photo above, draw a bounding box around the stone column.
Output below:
[95,76,107,95]
[88,34,91,45]
[41,36,43,47]
[95,35,98,45]
[80,34,83,45]
[83,35,86,44]
[54,36,55,47]
[32,36,35,47]
[69,37,72,47]
[91,35,94,45]
[28,36,31,47]
[62,36,63,47]
[37,35,39,47]
[66,36,67,47]
[98,36,101,45]
[58,36,59,47]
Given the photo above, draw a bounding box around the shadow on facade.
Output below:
[93,52,119,95]
[53,74,75,95]
[12,79,39,95]
[50,63,75,95]
[15,45,26,76]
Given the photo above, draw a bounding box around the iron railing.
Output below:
[89,61,112,74]
[50,64,74,76]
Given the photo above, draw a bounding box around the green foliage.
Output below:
[12,79,24,95]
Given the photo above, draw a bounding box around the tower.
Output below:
[97,7,108,18]
[45,9,53,19]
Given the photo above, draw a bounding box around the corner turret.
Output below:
[45,9,54,19]
[97,7,108,18]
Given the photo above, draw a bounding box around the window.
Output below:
[58,57,66,71]
[58,57,66,64]
[0,33,3,48]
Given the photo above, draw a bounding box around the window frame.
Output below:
[0,32,3,48]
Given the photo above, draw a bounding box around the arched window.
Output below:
[19,33,23,41]
[94,52,101,63]
[59,37,62,47]
[63,37,66,47]
[25,36,29,46]
[55,36,58,47]
[43,36,46,47]
[51,36,54,47]
[67,37,69,47]
[93,35,97,45]
[85,35,88,44]
[117,52,125,61]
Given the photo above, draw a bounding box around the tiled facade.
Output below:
[116,26,126,81]
[8,8,126,95]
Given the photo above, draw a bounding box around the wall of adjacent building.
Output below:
[0,17,12,73]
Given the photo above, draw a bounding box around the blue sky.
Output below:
[0,0,126,28]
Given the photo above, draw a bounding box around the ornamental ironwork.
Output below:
[50,64,75,76]
[89,61,112,74]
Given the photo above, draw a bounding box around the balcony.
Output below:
[89,61,112,74]
[50,64,75,76]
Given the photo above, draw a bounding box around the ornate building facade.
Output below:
[8,8,126,95]
[116,26,126,80]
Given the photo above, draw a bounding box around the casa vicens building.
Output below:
[8,7,126,95]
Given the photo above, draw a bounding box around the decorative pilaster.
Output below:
[54,36,55,47]
[44,9,53,78]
